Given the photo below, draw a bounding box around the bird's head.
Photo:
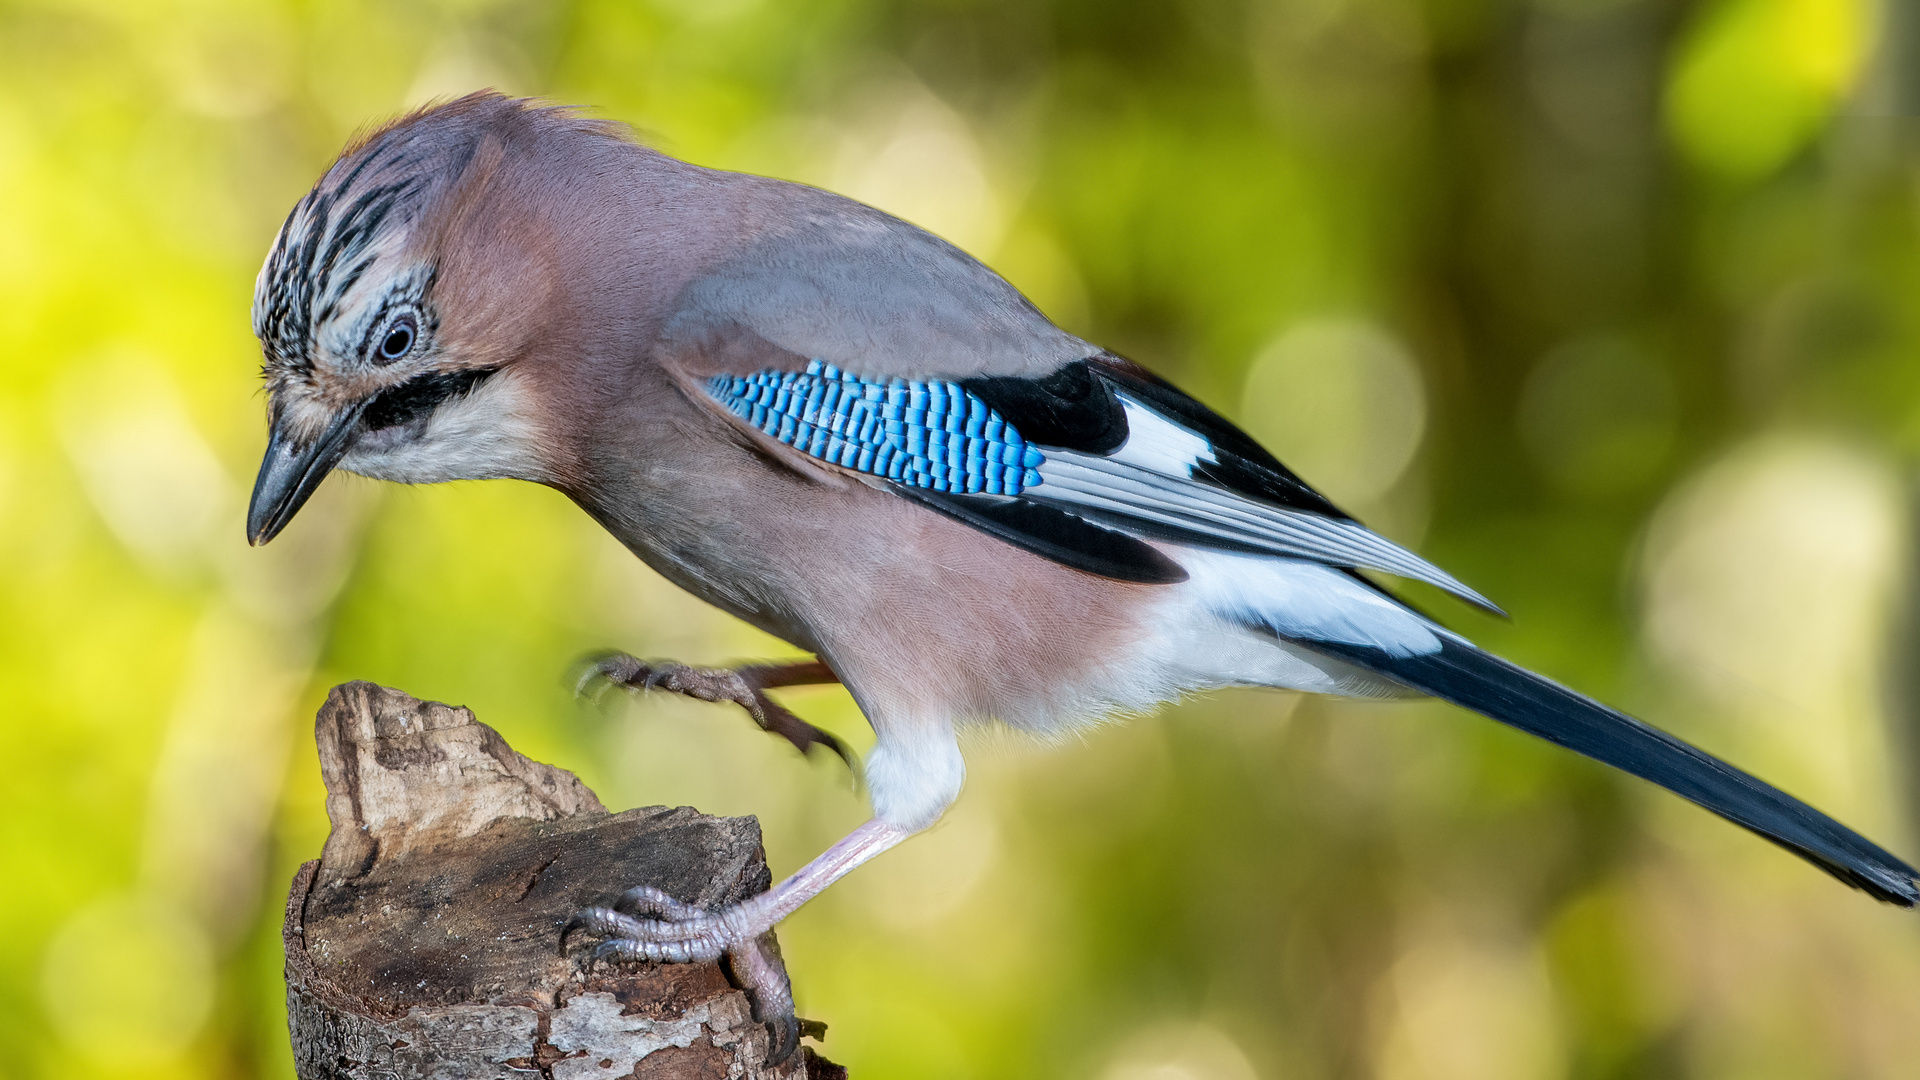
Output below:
[246,93,615,545]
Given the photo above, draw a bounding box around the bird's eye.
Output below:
[374,314,418,364]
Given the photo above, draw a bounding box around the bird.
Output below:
[247,92,1917,1058]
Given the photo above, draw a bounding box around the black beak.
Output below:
[246,408,361,546]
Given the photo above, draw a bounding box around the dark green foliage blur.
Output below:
[3,0,1918,1077]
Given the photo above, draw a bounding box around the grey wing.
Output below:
[664,178,1094,381]
[663,182,1494,610]
[696,353,1499,611]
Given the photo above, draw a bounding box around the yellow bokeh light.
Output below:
[1665,0,1879,180]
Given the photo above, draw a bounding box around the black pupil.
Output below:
[379,322,414,360]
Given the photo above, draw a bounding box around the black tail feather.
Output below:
[1304,637,1920,906]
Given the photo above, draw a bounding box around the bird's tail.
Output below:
[1302,636,1920,905]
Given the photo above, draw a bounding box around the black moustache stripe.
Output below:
[362,368,498,431]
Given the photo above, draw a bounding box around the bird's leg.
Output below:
[581,654,851,763]
[563,818,912,1065]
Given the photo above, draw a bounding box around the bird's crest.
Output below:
[251,92,617,395]
[253,133,433,387]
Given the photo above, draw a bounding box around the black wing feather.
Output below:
[959,359,1129,454]
[1093,358,1352,520]
[942,354,1472,596]
[964,356,1354,520]
[898,488,1189,584]
[1305,635,1920,905]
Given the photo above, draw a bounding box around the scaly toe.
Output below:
[644,664,754,708]
[587,938,652,966]
[571,921,727,965]
[563,899,741,964]
[559,905,635,951]
[613,885,707,921]
[638,662,686,691]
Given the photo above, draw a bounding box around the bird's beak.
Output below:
[246,407,361,546]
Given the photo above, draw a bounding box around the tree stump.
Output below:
[282,681,843,1079]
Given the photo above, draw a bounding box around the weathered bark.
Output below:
[283,681,843,1079]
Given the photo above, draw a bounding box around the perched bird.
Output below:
[248,92,1917,1055]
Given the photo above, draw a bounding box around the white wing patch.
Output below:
[1028,393,1501,613]
[1106,394,1216,473]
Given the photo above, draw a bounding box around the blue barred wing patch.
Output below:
[706,361,1046,495]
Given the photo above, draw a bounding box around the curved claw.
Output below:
[572,652,646,701]
[765,1011,799,1067]
[748,693,857,767]
[572,666,609,703]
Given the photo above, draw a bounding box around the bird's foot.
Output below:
[560,820,912,1066]
[564,887,800,1064]
[577,653,851,764]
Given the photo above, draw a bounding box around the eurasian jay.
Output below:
[246,92,1918,1054]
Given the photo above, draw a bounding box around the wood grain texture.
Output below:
[283,681,843,1079]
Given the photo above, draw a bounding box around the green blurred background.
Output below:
[4,0,1920,1076]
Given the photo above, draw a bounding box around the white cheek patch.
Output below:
[340,371,554,485]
